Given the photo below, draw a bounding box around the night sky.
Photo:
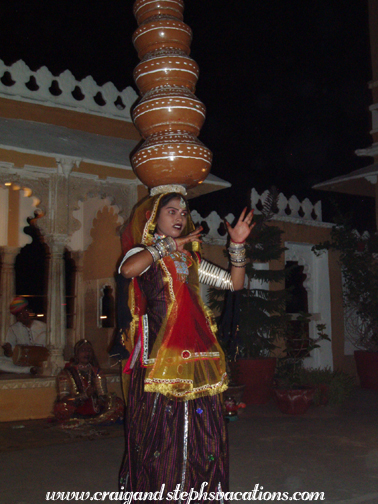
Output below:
[0,1,374,229]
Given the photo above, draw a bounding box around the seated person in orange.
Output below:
[0,297,47,374]
[54,339,124,426]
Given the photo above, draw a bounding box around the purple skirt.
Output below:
[120,361,229,503]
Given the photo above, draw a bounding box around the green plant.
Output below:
[275,315,330,388]
[295,367,356,406]
[313,216,378,352]
[285,312,330,360]
[208,189,291,359]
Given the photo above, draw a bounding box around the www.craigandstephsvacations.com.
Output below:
[45,482,326,502]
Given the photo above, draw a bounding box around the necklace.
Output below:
[77,364,93,392]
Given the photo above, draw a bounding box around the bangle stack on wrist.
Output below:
[146,245,161,262]
[146,236,177,262]
[228,240,247,268]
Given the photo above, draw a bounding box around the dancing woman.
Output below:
[119,186,254,499]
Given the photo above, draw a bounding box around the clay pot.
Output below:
[274,387,316,415]
[131,131,212,189]
[134,49,199,95]
[133,16,192,59]
[354,350,378,390]
[229,358,277,405]
[134,0,184,25]
[132,85,206,138]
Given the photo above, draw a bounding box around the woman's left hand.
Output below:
[225,208,255,243]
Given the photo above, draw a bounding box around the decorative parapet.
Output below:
[251,188,323,223]
[355,142,378,158]
[0,59,138,121]
[352,229,370,241]
[191,210,235,245]
[192,188,331,246]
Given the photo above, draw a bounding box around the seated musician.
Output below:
[0,297,47,374]
[53,339,124,426]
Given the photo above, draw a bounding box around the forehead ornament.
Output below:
[179,197,186,209]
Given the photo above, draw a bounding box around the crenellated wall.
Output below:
[192,188,349,374]
[192,188,325,246]
[0,59,138,122]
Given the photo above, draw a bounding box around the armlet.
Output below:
[198,259,234,291]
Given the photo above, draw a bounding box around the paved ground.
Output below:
[1,389,378,504]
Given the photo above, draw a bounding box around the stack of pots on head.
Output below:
[131,0,212,190]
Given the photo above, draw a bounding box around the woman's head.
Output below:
[73,339,97,366]
[121,190,198,252]
[155,193,189,238]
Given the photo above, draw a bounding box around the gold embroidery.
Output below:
[144,373,229,401]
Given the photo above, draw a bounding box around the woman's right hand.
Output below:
[175,226,203,254]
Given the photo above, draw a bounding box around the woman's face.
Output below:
[77,344,93,365]
[156,197,188,238]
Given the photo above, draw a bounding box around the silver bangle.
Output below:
[164,236,177,253]
[228,243,246,253]
[146,245,161,262]
[154,240,165,258]
[229,251,246,258]
[229,249,246,262]
[230,260,248,267]
[198,260,234,291]
[229,240,246,249]
[154,236,177,258]
[229,240,247,268]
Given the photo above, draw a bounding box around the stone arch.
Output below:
[67,178,136,250]
[285,245,314,311]
[285,241,333,369]
[84,204,123,280]
[69,195,124,253]
[0,181,44,248]
[80,203,124,367]
[14,216,48,317]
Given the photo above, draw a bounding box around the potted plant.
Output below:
[209,189,291,405]
[294,367,356,406]
[313,217,378,389]
[274,313,331,414]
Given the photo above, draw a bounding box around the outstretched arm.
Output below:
[120,227,203,279]
[225,208,255,290]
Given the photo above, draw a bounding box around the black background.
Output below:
[0,0,374,229]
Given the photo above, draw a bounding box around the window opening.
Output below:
[100,284,115,328]
[285,261,309,358]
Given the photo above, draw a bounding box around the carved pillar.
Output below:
[38,158,78,375]
[45,234,68,375]
[0,246,21,344]
[73,250,85,343]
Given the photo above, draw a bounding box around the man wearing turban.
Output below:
[0,297,47,374]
